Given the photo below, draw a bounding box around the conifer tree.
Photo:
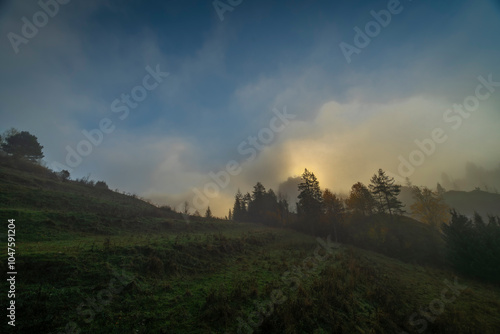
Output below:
[205,206,212,219]
[233,190,244,221]
[369,169,404,218]
[297,168,323,235]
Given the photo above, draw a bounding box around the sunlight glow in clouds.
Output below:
[1,0,499,216]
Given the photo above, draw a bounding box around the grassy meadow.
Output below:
[1,159,500,333]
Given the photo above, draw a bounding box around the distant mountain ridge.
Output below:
[399,186,500,219]
[443,189,500,217]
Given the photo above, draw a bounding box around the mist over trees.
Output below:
[408,183,450,230]
[3,126,499,284]
[278,176,301,210]
[441,162,500,193]
[231,168,409,239]
[231,184,290,226]
[230,167,500,279]
[231,168,419,235]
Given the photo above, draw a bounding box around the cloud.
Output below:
[441,162,500,192]
[1,0,499,218]
[197,93,499,215]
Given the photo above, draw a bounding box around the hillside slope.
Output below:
[1,159,500,333]
[0,157,182,241]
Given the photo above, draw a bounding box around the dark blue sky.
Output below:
[1,0,499,214]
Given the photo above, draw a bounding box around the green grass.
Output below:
[5,223,500,333]
[1,158,500,333]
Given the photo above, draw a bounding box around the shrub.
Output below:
[57,170,70,181]
[95,180,109,190]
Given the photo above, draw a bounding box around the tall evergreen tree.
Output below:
[263,189,280,225]
[323,189,344,242]
[369,169,404,218]
[277,192,290,226]
[205,206,212,219]
[243,192,252,220]
[249,182,266,221]
[297,168,323,235]
[233,190,244,221]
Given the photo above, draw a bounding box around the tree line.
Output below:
[230,168,455,234]
[3,127,498,282]
[231,168,500,283]
[442,211,500,283]
[230,168,409,241]
[231,183,291,226]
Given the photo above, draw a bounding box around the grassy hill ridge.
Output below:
[0,157,184,241]
[1,158,500,333]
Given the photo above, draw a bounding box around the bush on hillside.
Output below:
[95,180,109,190]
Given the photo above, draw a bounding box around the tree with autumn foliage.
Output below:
[409,185,450,230]
[346,182,375,216]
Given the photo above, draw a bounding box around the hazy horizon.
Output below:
[1,0,499,216]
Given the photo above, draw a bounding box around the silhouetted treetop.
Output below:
[1,130,44,162]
